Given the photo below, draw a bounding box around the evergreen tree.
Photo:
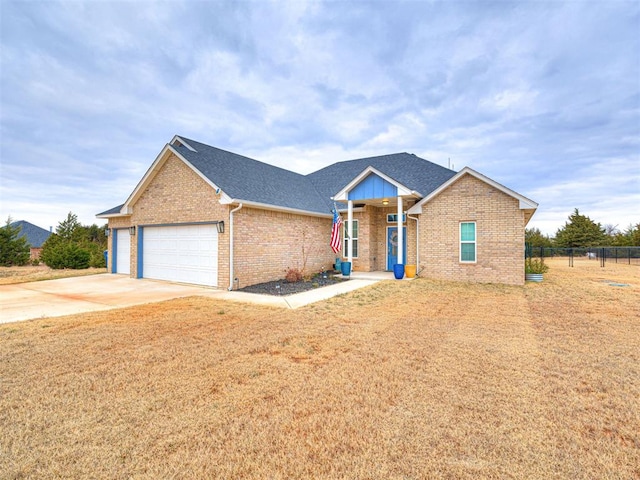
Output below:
[525,228,553,248]
[56,212,83,241]
[626,223,640,246]
[554,209,607,248]
[41,213,108,269]
[0,217,30,266]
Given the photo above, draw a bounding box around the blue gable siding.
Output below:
[348,173,397,201]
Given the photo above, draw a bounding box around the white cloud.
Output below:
[1,0,638,236]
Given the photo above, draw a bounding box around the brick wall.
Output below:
[418,174,526,285]
[233,207,336,288]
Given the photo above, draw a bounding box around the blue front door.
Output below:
[387,227,407,270]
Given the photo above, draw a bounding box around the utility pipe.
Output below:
[228,203,243,291]
[408,214,419,271]
[347,200,353,264]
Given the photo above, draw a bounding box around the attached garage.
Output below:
[141,224,218,287]
[115,229,131,274]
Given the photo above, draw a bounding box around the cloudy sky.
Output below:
[1,0,638,236]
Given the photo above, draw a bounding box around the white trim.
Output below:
[221,199,332,219]
[407,167,538,214]
[408,214,419,269]
[332,166,413,201]
[170,135,197,151]
[228,203,243,290]
[96,211,131,219]
[343,217,358,259]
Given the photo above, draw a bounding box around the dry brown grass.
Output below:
[0,265,107,285]
[1,258,638,479]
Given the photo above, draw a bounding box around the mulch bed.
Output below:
[238,272,348,296]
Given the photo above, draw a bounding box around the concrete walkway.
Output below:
[0,274,384,324]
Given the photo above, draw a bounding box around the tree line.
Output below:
[0,213,107,268]
[527,208,640,248]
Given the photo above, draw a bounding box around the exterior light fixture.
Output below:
[105,228,110,237]
[216,221,225,234]
[382,198,389,206]
[129,226,136,236]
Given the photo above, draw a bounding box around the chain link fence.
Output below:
[525,245,640,267]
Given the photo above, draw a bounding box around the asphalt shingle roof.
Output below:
[10,220,51,248]
[178,138,457,214]
[306,153,457,205]
[97,204,124,216]
[98,137,458,216]
[176,138,330,213]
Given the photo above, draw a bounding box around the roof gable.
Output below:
[349,172,398,200]
[332,166,414,202]
[407,167,538,221]
[306,152,457,203]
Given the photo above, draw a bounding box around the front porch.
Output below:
[333,166,420,273]
[337,270,417,281]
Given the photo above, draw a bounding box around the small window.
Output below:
[460,222,476,263]
[343,220,359,258]
[387,214,406,223]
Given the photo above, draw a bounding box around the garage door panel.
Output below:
[142,224,218,287]
[116,229,130,275]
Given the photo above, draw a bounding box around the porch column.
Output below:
[347,200,354,264]
[397,196,403,264]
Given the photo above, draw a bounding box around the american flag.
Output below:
[330,207,343,254]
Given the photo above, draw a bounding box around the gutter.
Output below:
[408,214,419,271]
[228,203,243,291]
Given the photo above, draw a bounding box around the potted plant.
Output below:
[525,257,549,282]
[393,263,405,280]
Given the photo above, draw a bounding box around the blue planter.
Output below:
[341,261,352,276]
[393,263,405,280]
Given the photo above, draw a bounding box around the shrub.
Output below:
[0,218,30,266]
[41,242,90,269]
[525,257,549,274]
[284,267,303,283]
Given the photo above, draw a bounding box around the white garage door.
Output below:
[116,229,131,274]
[142,224,218,286]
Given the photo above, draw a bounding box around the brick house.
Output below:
[97,135,537,288]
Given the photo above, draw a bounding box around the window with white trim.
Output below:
[386,214,406,223]
[343,220,359,258]
[460,222,476,263]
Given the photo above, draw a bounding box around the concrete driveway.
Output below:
[0,274,222,324]
[0,274,383,324]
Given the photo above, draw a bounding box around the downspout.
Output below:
[228,203,243,291]
[408,214,419,271]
